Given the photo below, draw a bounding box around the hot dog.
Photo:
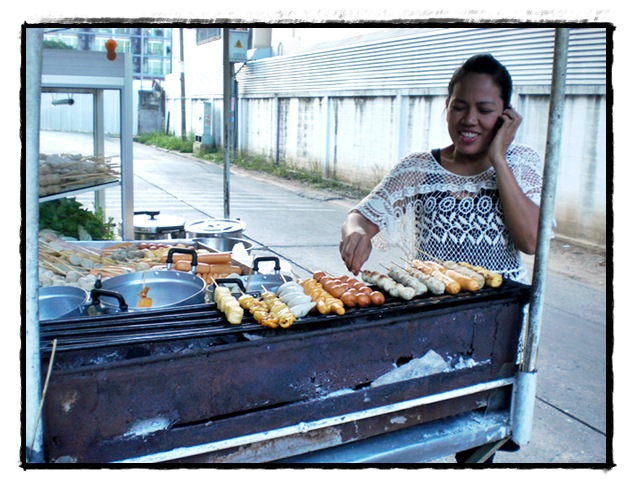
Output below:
[411,260,461,294]
[313,272,385,308]
[458,262,503,288]
[172,261,242,276]
[161,251,232,264]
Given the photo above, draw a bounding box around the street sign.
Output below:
[228,30,249,63]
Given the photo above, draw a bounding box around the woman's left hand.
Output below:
[489,107,522,167]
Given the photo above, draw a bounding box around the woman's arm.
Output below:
[489,108,541,255]
[339,210,380,275]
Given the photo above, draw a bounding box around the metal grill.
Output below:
[39,281,530,463]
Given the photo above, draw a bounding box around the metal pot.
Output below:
[211,256,293,297]
[39,286,90,321]
[185,218,246,239]
[94,248,206,312]
[193,236,254,254]
[134,211,185,240]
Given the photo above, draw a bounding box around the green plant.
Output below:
[39,198,116,240]
[134,131,194,153]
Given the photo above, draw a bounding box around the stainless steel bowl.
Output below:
[193,236,254,254]
[39,286,90,321]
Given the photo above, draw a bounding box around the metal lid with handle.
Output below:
[134,210,185,235]
[185,218,246,238]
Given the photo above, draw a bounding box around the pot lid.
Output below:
[134,211,185,233]
[185,218,246,235]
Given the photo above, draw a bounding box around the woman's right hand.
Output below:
[339,211,379,275]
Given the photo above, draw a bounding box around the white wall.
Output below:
[239,90,607,248]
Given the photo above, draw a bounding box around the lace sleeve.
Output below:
[354,153,434,255]
[508,144,544,205]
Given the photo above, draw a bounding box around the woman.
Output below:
[339,54,543,284]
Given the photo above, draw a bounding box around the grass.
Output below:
[135,132,368,200]
[134,132,195,153]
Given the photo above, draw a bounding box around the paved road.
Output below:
[44,133,609,465]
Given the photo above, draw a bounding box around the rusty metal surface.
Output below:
[41,282,529,463]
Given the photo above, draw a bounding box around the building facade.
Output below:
[43,27,172,83]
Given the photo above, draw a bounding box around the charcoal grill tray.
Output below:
[40,281,530,356]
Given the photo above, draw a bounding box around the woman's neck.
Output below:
[440,145,492,176]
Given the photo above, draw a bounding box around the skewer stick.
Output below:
[417,248,442,263]
[391,261,409,271]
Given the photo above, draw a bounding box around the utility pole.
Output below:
[222,29,232,219]
[180,29,187,141]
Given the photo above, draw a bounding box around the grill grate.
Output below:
[40,282,530,356]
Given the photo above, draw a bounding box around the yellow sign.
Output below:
[228,30,249,62]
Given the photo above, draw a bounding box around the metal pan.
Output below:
[39,286,90,321]
[95,248,207,312]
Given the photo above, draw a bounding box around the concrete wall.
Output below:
[238,87,607,249]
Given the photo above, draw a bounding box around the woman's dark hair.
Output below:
[447,54,513,108]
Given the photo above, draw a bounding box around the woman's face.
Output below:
[445,72,505,157]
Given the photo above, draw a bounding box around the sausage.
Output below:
[458,262,504,288]
[313,271,326,282]
[161,251,232,264]
[387,266,428,296]
[340,291,358,308]
[370,291,385,305]
[443,261,485,289]
[405,266,445,295]
[173,262,242,276]
[356,293,371,308]
[445,269,480,292]
[357,286,373,295]
[411,260,460,294]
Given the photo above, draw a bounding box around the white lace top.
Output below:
[354,144,544,283]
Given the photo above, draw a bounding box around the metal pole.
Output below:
[222,29,231,219]
[179,29,187,141]
[512,27,569,446]
[25,27,45,463]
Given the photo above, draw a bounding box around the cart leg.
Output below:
[456,438,508,464]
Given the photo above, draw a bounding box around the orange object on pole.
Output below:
[105,39,117,60]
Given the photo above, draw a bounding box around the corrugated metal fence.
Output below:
[237,27,607,95]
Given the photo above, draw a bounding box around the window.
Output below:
[196,28,222,45]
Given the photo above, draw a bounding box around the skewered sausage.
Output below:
[411,260,461,294]
[312,272,385,308]
[361,270,416,300]
[458,262,504,288]
[387,266,428,296]
[404,266,445,295]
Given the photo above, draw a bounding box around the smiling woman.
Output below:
[339,53,544,283]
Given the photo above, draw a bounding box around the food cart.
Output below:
[23,28,569,464]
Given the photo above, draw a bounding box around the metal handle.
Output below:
[134,210,160,220]
[90,288,129,312]
[214,278,247,294]
[166,247,198,274]
[252,256,281,274]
